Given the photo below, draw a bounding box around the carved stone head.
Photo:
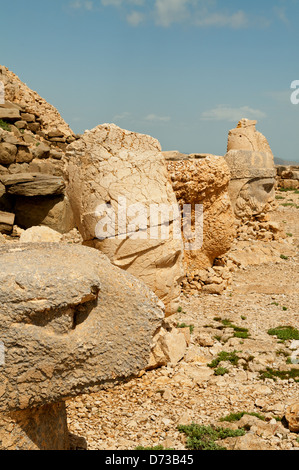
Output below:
[0,243,164,412]
[224,120,276,220]
[64,124,184,315]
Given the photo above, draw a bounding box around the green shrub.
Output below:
[208,350,240,369]
[0,119,11,132]
[220,411,265,423]
[259,367,299,382]
[176,323,194,334]
[214,367,228,376]
[178,423,245,451]
[268,326,299,342]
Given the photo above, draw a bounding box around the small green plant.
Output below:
[178,423,245,451]
[282,306,288,311]
[177,307,182,313]
[0,119,11,132]
[268,326,299,342]
[271,302,279,306]
[241,316,246,320]
[280,254,289,260]
[176,323,194,334]
[214,366,228,376]
[276,349,289,358]
[259,367,299,382]
[208,350,240,369]
[286,233,293,237]
[220,411,266,423]
[276,195,284,200]
[221,319,250,339]
[281,202,299,209]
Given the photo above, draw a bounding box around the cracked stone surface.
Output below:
[64,124,184,315]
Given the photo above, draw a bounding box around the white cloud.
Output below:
[70,0,273,31]
[126,10,144,26]
[195,10,248,29]
[101,0,123,6]
[144,113,171,122]
[69,0,93,10]
[154,0,191,27]
[273,6,289,25]
[112,111,131,120]
[201,105,266,122]
[101,0,144,6]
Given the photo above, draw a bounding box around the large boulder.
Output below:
[64,124,184,315]
[0,243,164,449]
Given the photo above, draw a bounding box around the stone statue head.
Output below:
[234,177,276,219]
[64,124,184,315]
[0,243,164,412]
[224,119,276,220]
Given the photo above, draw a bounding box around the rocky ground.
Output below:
[66,189,299,451]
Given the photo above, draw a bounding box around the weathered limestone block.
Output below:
[285,403,299,433]
[32,142,51,159]
[279,179,299,190]
[0,173,65,196]
[0,107,20,121]
[14,194,75,234]
[0,142,17,165]
[64,124,184,315]
[19,226,63,243]
[0,171,74,233]
[166,154,236,271]
[224,119,276,220]
[16,145,33,163]
[0,210,15,233]
[0,243,164,450]
[0,403,69,451]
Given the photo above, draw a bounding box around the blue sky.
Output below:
[1,0,299,161]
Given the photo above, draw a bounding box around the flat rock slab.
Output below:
[0,108,21,121]
[0,243,164,412]
[0,173,65,196]
[0,211,15,233]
